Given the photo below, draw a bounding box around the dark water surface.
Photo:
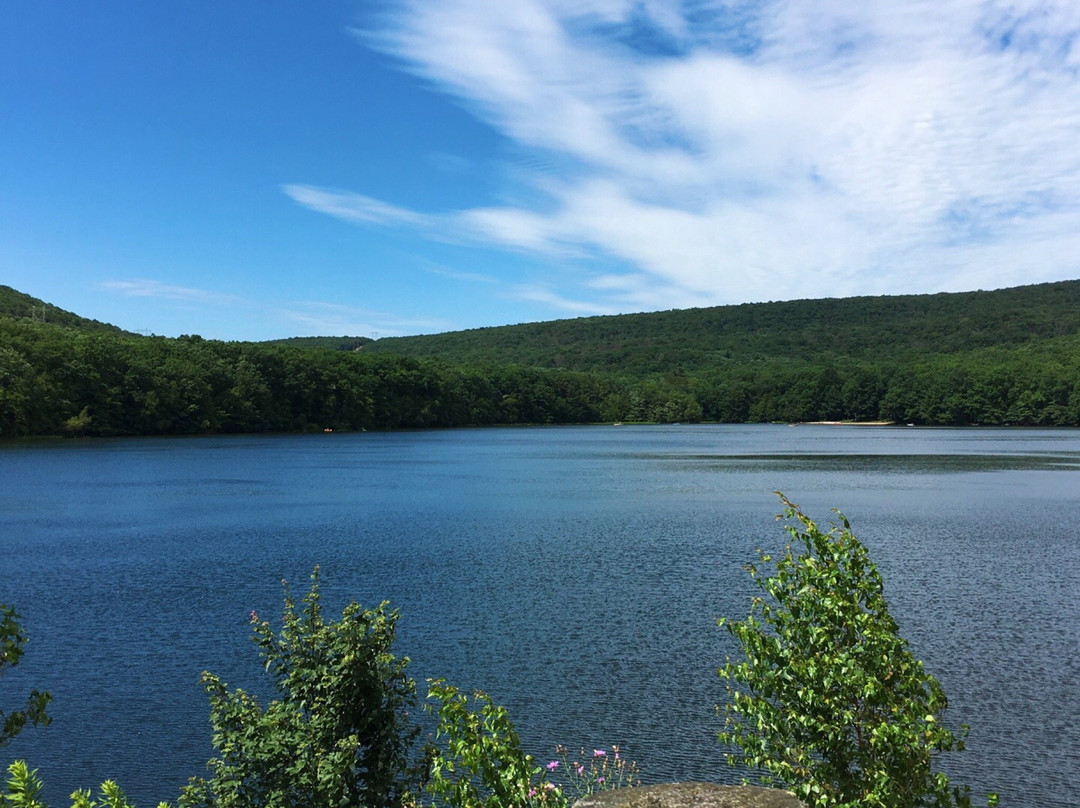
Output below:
[2,425,1078,806]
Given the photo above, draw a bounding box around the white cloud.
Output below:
[422,261,617,316]
[274,300,455,336]
[509,282,621,315]
[299,0,1080,311]
[423,264,500,284]
[282,184,428,227]
[97,279,240,304]
[99,279,450,338]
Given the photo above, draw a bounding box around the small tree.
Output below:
[1,760,139,808]
[424,681,640,808]
[175,567,422,808]
[425,680,557,808]
[1,605,51,747]
[718,494,995,808]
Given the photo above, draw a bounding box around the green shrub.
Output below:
[173,567,422,808]
[1,605,51,747]
[0,761,141,808]
[718,494,997,808]
[424,682,638,808]
[426,681,557,808]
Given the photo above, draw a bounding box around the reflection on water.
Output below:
[1,425,1078,807]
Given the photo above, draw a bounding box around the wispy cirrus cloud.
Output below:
[299,0,1080,312]
[282,184,429,227]
[422,264,500,284]
[511,282,623,315]
[97,279,241,304]
[273,299,454,336]
[98,279,451,338]
[423,260,626,316]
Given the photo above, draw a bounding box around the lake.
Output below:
[2,425,1079,807]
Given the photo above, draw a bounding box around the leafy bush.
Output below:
[718,494,997,808]
[1,606,51,747]
[424,683,639,808]
[426,681,557,808]
[0,761,138,808]
[173,567,422,808]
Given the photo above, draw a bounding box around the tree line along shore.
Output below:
[3,280,1080,438]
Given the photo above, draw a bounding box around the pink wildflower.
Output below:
[598,777,605,784]
[528,789,537,798]
[593,749,606,758]
[546,761,559,771]
[576,765,584,775]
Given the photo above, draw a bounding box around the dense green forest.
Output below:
[2,281,1080,438]
[361,280,1080,372]
[265,335,374,351]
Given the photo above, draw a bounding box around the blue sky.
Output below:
[3,1,1080,341]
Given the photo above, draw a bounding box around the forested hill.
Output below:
[360,280,1080,373]
[265,335,373,351]
[3,279,1080,437]
[0,285,129,335]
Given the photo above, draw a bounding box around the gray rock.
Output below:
[572,782,804,808]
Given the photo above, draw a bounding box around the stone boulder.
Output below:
[572,782,804,808]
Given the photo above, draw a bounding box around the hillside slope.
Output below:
[360,280,1080,373]
[264,336,373,351]
[0,285,129,334]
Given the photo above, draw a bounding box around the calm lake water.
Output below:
[2,425,1079,807]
